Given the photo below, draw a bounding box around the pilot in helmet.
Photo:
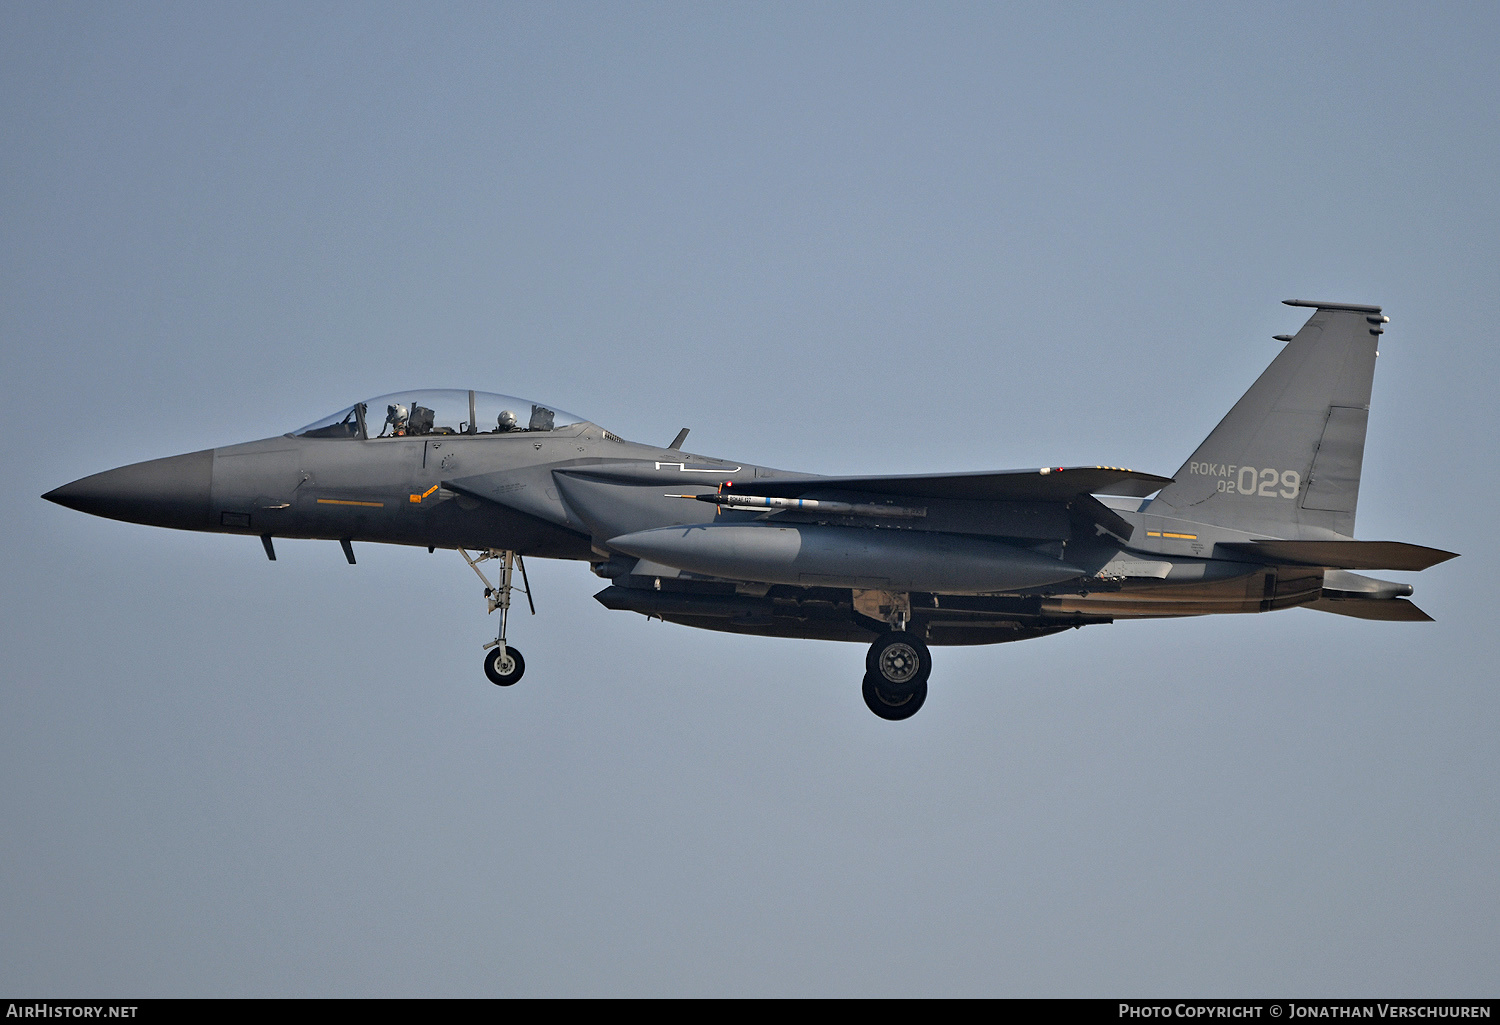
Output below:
[496,409,519,433]
[385,403,410,437]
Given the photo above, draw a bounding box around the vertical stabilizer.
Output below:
[1147,300,1386,538]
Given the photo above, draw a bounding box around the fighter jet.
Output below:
[44,300,1456,719]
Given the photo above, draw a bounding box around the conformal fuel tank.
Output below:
[607,523,1084,593]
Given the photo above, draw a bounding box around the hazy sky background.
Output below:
[3,2,1497,996]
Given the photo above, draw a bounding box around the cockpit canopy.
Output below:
[295,390,588,440]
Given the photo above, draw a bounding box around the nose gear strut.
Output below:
[460,548,534,686]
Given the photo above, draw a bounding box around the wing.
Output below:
[744,466,1172,502]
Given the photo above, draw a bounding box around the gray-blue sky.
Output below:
[2,2,1496,996]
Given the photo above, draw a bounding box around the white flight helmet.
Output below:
[497,409,518,431]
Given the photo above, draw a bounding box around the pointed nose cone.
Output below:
[44,449,214,531]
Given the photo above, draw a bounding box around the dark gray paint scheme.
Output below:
[43,301,1457,718]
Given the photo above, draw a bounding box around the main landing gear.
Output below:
[852,589,931,720]
[461,549,533,687]
[862,630,931,720]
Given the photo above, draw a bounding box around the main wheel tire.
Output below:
[484,646,526,686]
[866,631,931,689]
[863,671,927,721]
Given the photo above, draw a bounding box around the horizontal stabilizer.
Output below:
[1217,539,1458,571]
[1305,597,1434,622]
[743,466,1173,502]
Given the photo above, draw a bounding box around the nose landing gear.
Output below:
[461,548,534,687]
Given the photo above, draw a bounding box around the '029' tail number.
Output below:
[1189,462,1301,499]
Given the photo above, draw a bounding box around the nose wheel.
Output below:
[461,548,534,688]
[863,630,931,720]
[484,645,526,686]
